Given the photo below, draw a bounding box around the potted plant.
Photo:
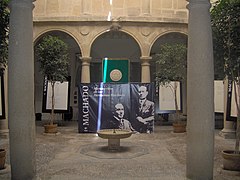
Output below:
[0,149,6,170]
[211,0,240,171]
[0,0,9,170]
[153,43,187,133]
[36,35,69,133]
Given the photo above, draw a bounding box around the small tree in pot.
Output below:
[153,43,187,132]
[211,0,240,171]
[36,35,69,133]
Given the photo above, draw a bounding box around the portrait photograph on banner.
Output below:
[78,83,131,133]
[130,83,155,133]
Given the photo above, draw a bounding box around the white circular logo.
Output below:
[110,69,122,81]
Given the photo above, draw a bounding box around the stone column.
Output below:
[81,57,91,83]
[140,56,152,83]
[186,0,214,179]
[219,78,236,139]
[8,0,36,179]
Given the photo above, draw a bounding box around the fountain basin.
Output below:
[97,129,132,150]
[97,129,132,139]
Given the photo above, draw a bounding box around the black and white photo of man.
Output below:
[110,103,135,131]
[136,85,154,133]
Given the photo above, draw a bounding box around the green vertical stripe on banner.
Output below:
[103,58,108,82]
[102,59,129,83]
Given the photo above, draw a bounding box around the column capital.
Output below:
[140,56,152,60]
[80,56,92,62]
[140,56,152,66]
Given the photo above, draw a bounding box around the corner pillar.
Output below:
[8,0,36,179]
[219,78,236,139]
[81,56,91,83]
[140,56,152,83]
[182,79,187,115]
[186,0,214,179]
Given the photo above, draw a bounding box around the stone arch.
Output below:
[150,31,188,115]
[90,29,143,56]
[89,29,142,82]
[33,28,83,54]
[149,31,188,81]
[149,30,188,56]
[34,30,82,121]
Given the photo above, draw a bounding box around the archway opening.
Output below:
[34,30,81,121]
[90,31,141,82]
[150,32,188,118]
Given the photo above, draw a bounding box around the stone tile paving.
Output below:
[0,121,240,179]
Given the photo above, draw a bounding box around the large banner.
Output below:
[78,83,154,133]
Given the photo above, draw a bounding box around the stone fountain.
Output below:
[97,129,132,150]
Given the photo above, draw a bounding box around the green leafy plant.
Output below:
[211,0,240,153]
[0,0,9,73]
[36,35,69,125]
[153,43,187,122]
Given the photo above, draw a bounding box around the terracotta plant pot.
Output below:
[222,150,240,171]
[173,122,186,133]
[0,149,6,170]
[44,124,58,133]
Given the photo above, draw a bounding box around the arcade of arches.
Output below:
[33,22,187,121]
[31,0,189,120]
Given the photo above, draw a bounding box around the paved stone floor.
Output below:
[0,121,240,179]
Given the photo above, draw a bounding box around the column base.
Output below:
[0,120,8,130]
[0,120,9,138]
[219,128,236,139]
[0,164,11,175]
[0,130,9,138]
